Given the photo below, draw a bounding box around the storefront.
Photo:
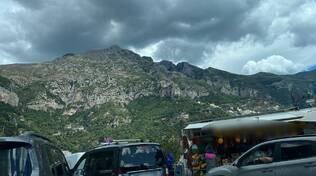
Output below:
[181,107,316,172]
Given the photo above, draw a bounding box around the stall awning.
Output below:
[184,122,212,130]
[183,107,316,131]
[295,109,316,123]
[201,118,287,132]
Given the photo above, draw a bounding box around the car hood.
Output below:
[208,165,237,176]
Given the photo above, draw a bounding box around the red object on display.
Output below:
[192,137,200,144]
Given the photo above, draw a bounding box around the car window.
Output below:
[44,144,70,176]
[280,141,316,161]
[120,145,164,169]
[73,157,87,176]
[0,143,32,176]
[239,144,275,166]
[88,151,115,176]
[74,150,115,176]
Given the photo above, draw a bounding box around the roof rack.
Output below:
[20,131,53,143]
[98,139,148,147]
[112,139,143,143]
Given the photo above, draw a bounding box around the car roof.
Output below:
[261,135,316,145]
[88,142,161,153]
[0,132,54,146]
[0,136,31,145]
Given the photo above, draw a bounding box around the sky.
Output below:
[0,0,316,75]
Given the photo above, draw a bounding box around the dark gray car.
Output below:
[208,135,316,176]
[0,132,70,176]
[71,142,166,176]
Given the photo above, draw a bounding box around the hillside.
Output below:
[1,46,316,155]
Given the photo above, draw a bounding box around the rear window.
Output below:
[120,145,165,169]
[0,142,32,176]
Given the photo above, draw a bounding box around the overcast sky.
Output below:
[1,0,316,74]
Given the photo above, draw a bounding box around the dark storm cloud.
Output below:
[13,0,45,9]
[2,0,258,63]
[1,0,316,74]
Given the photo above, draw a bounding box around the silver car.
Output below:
[208,135,316,176]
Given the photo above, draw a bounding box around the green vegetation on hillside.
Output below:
[0,76,11,89]
[0,96,229,158]
[1,46,316,160]
[16,82,46,106]
[0,102,19,136]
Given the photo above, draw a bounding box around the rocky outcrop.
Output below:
[0,86,19,107]
[0,45,315,112]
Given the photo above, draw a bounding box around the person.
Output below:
[166,152,175,176]
[255,148,273,164]
[155,149,166,167]
[183,148,193,176]
[216,144,225,165]
[204,146,216,171]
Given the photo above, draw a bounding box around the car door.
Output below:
[0,141,33,176]
[73,149,117,176]
[89,150,116,176]
[236,143,277,176]
[42,144,70,176]
[274,140,316,176]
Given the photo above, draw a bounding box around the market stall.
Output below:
[180,107,316,173]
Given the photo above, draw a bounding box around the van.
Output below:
[0,132,70,176]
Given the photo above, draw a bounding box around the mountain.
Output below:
[1,46,316,155]
[305,64,316,72]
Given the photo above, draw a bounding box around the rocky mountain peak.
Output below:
[53,45,142,64]
[158,60,176,71]
[107,45,123,51]
[175,62,205,79]
[86,45,123,53]
[253,72,277,76]
[83,45,141,61]
[157,61,206,79]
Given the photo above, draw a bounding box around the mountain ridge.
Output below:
[1,46,315,113]
[0,46,315,154]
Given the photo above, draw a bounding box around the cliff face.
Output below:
[0,46,315,151]
[1,46,315,112]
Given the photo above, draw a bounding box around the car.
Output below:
[207,135,316,176]
[0,132,70,176]
[71,141,166,176]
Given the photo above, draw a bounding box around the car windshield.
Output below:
[120,145,164,168]
[0,142,32,176]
